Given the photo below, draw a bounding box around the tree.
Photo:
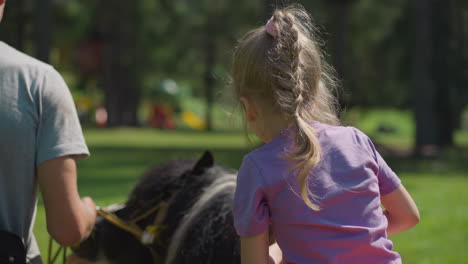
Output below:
[95,0,141,126]
[329,0,354,110]
[144,0,261,131]
[412,0,438,152]
[413,0,467,154]
[432,0,467,146]
[34,0,52,63]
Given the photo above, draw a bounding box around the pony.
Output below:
[72,152,241,264]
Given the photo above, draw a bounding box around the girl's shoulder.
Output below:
[314,122,369,142]
[314,122,379,161]
[247,122,372,156]
[243,122,375,169]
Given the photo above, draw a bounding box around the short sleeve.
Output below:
[233,156,270,237]
[36,67,89,165]
[374,150,401,195]
[352,128,401,196]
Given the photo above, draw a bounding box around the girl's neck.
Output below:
[258,114,292,143]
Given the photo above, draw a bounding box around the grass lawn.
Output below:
[33,114,468,263]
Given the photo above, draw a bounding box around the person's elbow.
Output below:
[47,218,89,246]
[407,209,421,228]
[398,207,420,231]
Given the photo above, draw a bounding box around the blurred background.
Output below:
[1,0,467,263]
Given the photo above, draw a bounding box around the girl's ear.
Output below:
[240,96,256,122]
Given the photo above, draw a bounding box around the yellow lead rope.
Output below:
[47,202,167,264]
[47,237,67,264]
[96,207,144,239]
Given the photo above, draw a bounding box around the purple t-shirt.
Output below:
[233,122,402,264]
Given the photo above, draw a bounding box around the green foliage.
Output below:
[2,0,466,111]
[347,0,411,107]
[130,0,263,100]
[54,0,97,45]
[343,107,468,150]
[342,108,415,148]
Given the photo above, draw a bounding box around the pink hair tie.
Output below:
[265,16,278,37]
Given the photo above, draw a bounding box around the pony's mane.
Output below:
[126,159,196,208]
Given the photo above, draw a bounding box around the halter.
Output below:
[47,199,170,264]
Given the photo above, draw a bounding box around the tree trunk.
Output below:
[332,1,350,83]
[98,0,140,127]
[15,0,25,51]
[332,0,352,111]
[34,0,52,63]
[413,0,464,149]
[438,0,467,140]
[433,0,455,147]
[204,15,216,131]
[412,0,439,155]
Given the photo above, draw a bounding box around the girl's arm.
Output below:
[381,184,420,236]
[241,230,282,264]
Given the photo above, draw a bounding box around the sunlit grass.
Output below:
[84,128,249,149]
[392,174,468,263]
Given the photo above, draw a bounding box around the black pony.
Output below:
[72,152,240,264]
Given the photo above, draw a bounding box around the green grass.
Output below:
[33,110,468,263]
[84,128,248,150]
[391,174,468,263]
[343,108,468,149]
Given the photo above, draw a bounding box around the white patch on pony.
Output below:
[164,173,237,264]
[102,203,125,212]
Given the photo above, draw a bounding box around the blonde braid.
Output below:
[270,8,322,210]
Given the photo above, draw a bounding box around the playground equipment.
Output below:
[182,111,207,130]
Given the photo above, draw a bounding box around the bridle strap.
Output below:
[97,208,144,239]
[130,201,167,224]
[47,200,170,264]
[97,201,169,264]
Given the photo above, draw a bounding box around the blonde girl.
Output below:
[232,5,419,264]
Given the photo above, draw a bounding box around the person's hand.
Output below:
[80,196,97,239]
[81,196,97,219]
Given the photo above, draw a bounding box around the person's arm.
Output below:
[381,184,420,236]
[38,156,96,246]
[241,230,271,264]
[241,230,282,264]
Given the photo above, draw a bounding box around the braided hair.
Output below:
[232,5,340,210]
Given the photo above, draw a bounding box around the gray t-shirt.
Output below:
[0,42,90,263]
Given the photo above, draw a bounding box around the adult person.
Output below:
[0,1,97,263]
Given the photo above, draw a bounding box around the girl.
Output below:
[232,5,419,264]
